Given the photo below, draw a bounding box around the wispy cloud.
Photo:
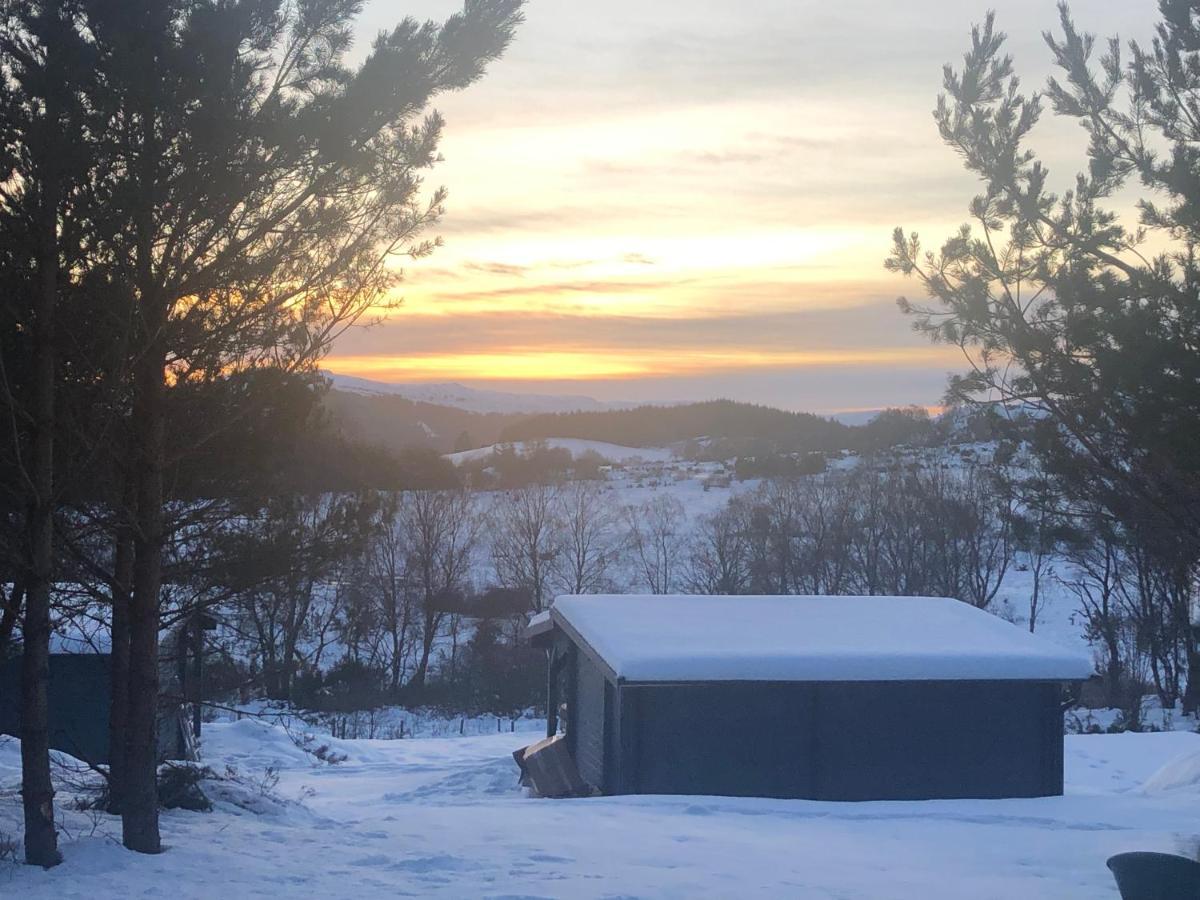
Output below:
[347,0,1159,410]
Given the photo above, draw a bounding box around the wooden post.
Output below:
[191,616,203,739]
[546,645,558,739]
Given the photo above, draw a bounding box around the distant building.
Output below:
[527,594,1092,801]
[0,621,203,765]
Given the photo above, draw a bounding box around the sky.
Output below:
[323,0,1159,413]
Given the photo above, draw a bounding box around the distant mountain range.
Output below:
[830,409,891,427]
[325,373,634,415]
[320,374,981,457]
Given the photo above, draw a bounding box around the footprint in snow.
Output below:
[388,853,481,874]
[527,852,574,864]
[349,854,392,867]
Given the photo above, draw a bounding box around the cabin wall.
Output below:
[1,654,196,765]
[616,679,1065,801]
[624,682,816,798]
[812,680,1061,800]
[0,654,113,764]
[571,646,609,792]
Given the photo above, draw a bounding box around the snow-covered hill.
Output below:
[325,373,630,415]
[447,438,675,466]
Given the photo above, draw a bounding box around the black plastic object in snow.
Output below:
[1107,852,1200,900]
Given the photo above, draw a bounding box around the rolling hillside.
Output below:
[323,381,986,460]
[323,389,527,454]
[499,399,854,454]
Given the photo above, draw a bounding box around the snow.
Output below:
[4,440,1194,896]
[1143,745,1200,795]
[525,610,552,641]
[550,594,1095,683]
[3,723,1200,898]
[1068,732,1200,794]
[1066,698,1193,735]
[448,438,675,465]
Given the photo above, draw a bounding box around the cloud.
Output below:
[331,298,947,358]
[621,252,656,265]
[345,0,1159,410]
[463,261,531,277]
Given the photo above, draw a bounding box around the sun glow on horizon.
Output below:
[324,345,961,383]
[335,0,1159,410]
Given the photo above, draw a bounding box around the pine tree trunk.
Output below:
[22,515,59,869]
[21,127,61,868]
[122,335,164,854]
[107,470,134,814]
[0,580,25,656]
[121,90,165,852]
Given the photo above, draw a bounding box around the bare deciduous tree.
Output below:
[366,504,416,693]
[624,494,686,595]
[405,489,479,689]
[491,484,562,613]
[551,481,619,596]
[686,502,750,595]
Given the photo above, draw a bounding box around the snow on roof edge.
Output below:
[549,594,1094,684]
[524,610,553,641]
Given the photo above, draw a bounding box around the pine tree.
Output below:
[889,2,1200,711]
[2,0,523,856]
[84,0,523,853]
[0,0,99,867]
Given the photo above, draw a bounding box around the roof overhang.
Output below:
[544,594,1095,684]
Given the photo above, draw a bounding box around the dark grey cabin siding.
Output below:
[811,680,1062,800]
[1,654,194,765]
[626,682,817,798]
[571,647,609,791]
[612,678,1065,801]
[0,654,113,764]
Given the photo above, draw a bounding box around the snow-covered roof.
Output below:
[525,610,553,641]
[550,594,1094,683]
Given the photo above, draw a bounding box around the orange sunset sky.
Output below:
[325,0,1157,413]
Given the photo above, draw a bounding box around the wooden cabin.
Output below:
[528,594,1093,801]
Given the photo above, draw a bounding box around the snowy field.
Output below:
[447,438,676,466]
[3,719,1199,899]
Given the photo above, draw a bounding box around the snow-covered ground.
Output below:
[6,435,1195,896]
[448,438,676,465]
[3,720,1199,898]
